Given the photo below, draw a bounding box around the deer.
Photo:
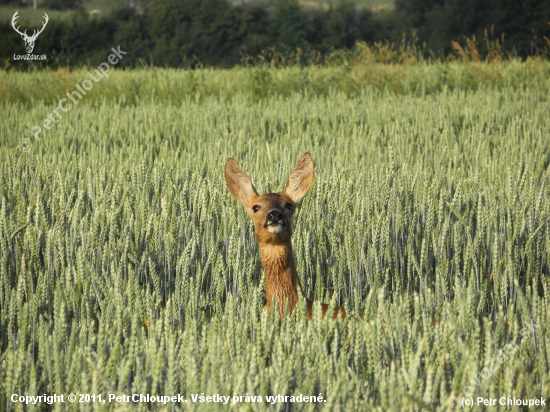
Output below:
[11,10,49,54]
[225,152,347,320]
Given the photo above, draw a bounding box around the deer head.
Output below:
[12,11,49,54]
[225,153,314,246]
[225,153,314,315]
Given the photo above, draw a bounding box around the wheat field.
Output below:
[1,63,549,411]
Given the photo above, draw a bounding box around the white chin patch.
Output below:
[267,224,284,234]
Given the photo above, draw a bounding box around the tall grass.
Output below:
[2,57,549,105]
[0,66,549,410]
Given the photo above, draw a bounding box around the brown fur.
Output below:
[225,152,346,320]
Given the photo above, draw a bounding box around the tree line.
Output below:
[2,0,549,69]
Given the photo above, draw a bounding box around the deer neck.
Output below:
[258,241,300,315]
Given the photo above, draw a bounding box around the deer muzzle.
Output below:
[265,209,284,233]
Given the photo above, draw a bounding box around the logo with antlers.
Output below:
[12,10,49,54]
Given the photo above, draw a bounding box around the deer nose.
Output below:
[267,210,283,222]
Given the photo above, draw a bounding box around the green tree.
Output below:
[43,0,81,10]
[269,0,313,48]
[113,7,153,67]
[319,0,358,49]
[391,0,550,57]
[234,3,273,58]
[146,0,241,67]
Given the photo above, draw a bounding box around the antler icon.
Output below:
[12,10,49,54]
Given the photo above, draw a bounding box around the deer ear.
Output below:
[283,153,314,203]
[225,158,258,206]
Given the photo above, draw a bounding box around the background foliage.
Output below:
[1,0,549,69]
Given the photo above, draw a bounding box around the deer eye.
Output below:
[285,203,293,210]
[252,205,260,213]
